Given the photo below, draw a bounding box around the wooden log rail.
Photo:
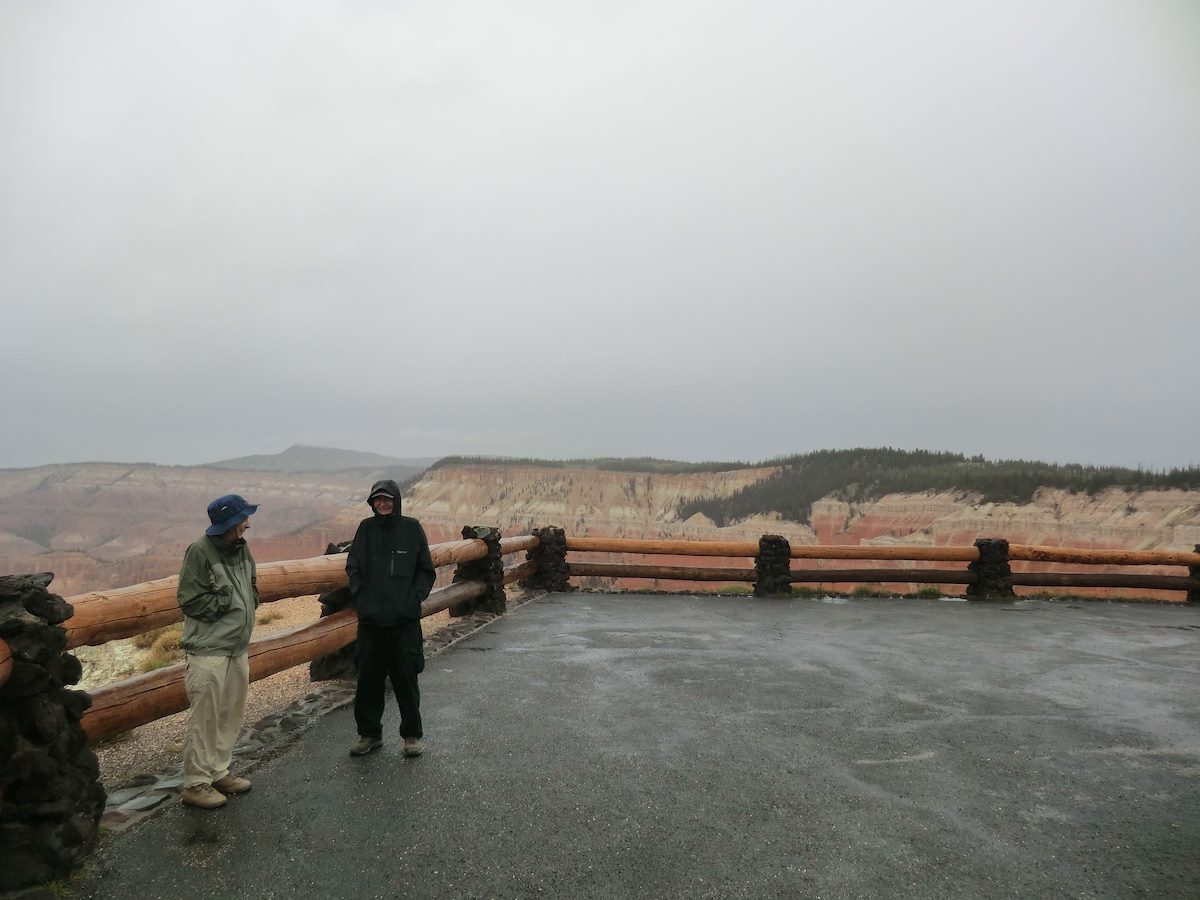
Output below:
[0,638,11,690]
[79,535,539,742]
[60,532,1200,741]
[565,538,983,586]
[566,536,1200,567]
[564,536,1200,595]
[570,563,756,582]
[64,535,537,649]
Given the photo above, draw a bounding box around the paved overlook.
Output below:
[75,594,1200,899]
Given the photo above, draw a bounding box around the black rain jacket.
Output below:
[346,479,436,627]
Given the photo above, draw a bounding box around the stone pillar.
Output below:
[309,541,357,681]
[1187,544,1200,605]
[452,526,506,617]
[0,574,106,892]
[965,538,1015,600]
[520,526,572,593]
[754,534,792,597]
[308,584,358,681]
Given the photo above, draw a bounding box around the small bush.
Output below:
[139,650,179,672]
[256,609,283,625]
[913,586,945,599]
[138,624,184,672]
[791,586,825,598]
[132,626,171,649]
[852,585,891,598]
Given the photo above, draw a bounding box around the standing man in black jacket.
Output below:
[346,479,436,757]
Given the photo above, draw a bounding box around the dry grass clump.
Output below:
[131,626,169,650]
[137,624,184,672]
[130,609,283,672]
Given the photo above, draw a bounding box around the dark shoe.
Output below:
[181,785,227,809]
[350,735,383,756]
[403,738,423,757]
[212,773,251,794]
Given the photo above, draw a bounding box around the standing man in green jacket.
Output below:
[177,494,260,809]
[347,479,436,757]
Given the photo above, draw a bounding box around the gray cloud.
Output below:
[2,0,1198,470]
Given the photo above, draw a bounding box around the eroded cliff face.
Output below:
[392,467,1200,553]
[0,464,369,595]
[324,464,782,544]
[1,462,1197,597]
[344,467,1200,599]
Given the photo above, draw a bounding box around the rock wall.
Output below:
[0,574,105,891]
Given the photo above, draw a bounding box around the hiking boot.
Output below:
[213,773,252,794]
[181,785,227,809]
[350,735,383,756]
[403,737,424,757]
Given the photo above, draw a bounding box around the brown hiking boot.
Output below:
[403,737,424,757]
[181,785,227,809]
[349,735,383,756]
[212,773,251,794]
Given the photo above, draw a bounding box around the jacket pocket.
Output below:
[388,549,415,578]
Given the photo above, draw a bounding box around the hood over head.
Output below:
[367,479,402,519]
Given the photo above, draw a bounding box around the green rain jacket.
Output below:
[177,535,259,656]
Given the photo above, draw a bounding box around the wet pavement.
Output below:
[73,593,1200,899]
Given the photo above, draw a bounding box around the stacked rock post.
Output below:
[754,534,793,597]
[309,540,358,681]
[520,526,572,593]
[0,574,106,891]
[1189,544,1200,605]
[452,526,507,617]
[965,538,1015,600]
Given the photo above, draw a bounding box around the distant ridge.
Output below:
[678,447,1200,526]
[205,444,438,475]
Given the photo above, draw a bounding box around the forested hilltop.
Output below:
[430,448,1200,528]
[429,455,744,474]
[678,448,1200,527]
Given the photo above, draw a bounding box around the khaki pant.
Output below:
[182,653,249,789]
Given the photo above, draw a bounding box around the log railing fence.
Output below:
[3,529,1199,892]
[1,534,1198,704]
[564,536,1200,600]
[2,533,1200,700]
[74,534,538,742]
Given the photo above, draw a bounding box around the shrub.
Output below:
[791,586,825,598]
[132,626,170,649]
[852,585,890,598]
[137,624,184,672]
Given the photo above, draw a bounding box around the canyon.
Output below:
[1,460,1198,599]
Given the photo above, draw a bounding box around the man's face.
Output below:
[371,496,395,516]
[222,519,250,542]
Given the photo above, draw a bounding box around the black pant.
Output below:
[354,621,424,740]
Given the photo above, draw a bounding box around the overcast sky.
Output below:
[2,1,1197,471]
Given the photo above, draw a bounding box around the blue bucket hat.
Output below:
[205,494,259,537]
